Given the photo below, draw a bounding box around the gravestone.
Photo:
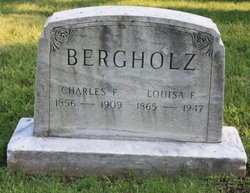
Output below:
[7,6,247,176]
[35,6,222,143]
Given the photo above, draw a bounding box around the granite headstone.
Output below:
[7,6,247,176]
[34,6,224,143]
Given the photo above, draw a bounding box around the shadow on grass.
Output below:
[0,0,249,24]
[0,43,37,165]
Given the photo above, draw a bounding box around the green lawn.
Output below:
[0,0,249,192]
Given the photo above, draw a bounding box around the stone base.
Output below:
[7,118,247,176]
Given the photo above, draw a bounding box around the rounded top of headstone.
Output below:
[47,6,219,35]
[35,5,224,142]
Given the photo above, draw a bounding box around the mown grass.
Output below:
[0,0,250,192]
[1,167,247,193]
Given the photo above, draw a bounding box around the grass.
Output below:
[0,0,249,192]
[0,168,244,193]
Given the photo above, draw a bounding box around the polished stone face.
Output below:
[34,6,224,142]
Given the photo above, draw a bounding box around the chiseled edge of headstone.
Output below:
[34,17,52,136]
[206,37,224,142]
[34,6,224,142]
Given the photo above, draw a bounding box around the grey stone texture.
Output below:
[34,6,224,143]
[7,6,247,176]
[7,118,247,176]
